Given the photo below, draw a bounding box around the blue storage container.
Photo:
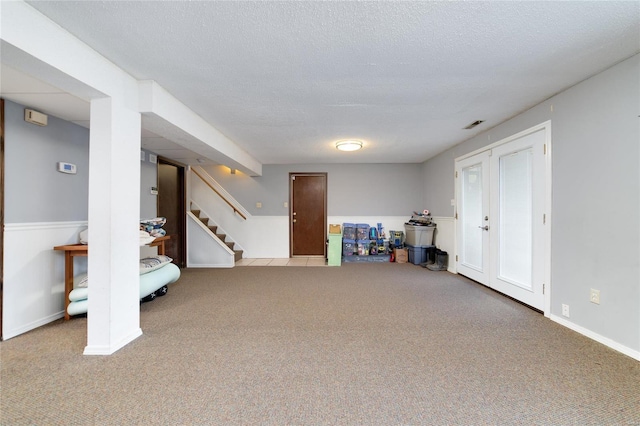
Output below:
[356,239,370,255]
[342,238,356,256]
[356,223,370,240]
[406,244,427,265]
[343,223,356,241]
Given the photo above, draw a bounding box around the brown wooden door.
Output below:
[290,173,327,257]
[158,158,186,267]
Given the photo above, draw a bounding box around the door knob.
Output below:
[478,225,489,231]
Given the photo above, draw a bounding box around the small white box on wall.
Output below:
[57,162,77,174]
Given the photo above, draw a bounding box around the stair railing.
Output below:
[191,167,247,220]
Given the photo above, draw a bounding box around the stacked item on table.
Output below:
[140,217,167,237]
[66,218,178,317]
[67,255,181,316]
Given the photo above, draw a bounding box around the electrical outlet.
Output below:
[590,289,600,305]
[562,304,570,318]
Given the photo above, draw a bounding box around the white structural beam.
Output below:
[138,81,262,176]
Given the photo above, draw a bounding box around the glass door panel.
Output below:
[498,148,533,289]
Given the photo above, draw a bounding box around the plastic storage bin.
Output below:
[343,223,356,241]
[406,244,428,265]
[356,224,370,240]
[356,239,370,255]
[342,239,356,256]
[404,224,435,247]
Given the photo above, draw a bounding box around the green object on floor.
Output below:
[328,233,342,266]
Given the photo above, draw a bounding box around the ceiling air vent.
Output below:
[24,109,48,126]
[463,120,484,130]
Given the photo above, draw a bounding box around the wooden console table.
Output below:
[54,236,169,320]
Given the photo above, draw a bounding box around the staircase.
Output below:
[190,209,243,262]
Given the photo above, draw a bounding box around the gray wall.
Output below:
[421,54,640,352]
[202,163,424,216]
[140,149,158,219]
[4,99,89,223]
[4,99,158,223]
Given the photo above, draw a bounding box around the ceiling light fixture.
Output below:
[335,140,363,152]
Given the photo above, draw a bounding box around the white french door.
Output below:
[455,152,490,285]
[456,124,549,312]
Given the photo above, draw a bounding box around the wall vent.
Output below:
[463,120,484,130]
[24,109,48,126]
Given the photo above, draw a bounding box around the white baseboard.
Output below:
[188,264,234,268]
[550,314,640,361]
[2,311,64,340]
[83,328,143,356]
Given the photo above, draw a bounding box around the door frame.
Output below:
[157,157,187,268]
[1,99,5,339]
[289,172,328,258]
[454,121,552,316]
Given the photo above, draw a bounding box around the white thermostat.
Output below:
[57,162,77,174]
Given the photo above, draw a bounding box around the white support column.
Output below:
[85,97,142,355]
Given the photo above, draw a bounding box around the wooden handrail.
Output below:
[192,168,247,220]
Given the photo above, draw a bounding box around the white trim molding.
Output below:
[550,314,640,362]
[431,216,455,273]
[3,221,88,339]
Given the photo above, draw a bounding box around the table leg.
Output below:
[64,252,74,320]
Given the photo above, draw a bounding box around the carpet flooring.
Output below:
[1,264,639,425]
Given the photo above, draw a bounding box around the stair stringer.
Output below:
[186,212,235,268]
[189,201,244,259]
[190,169,250,257]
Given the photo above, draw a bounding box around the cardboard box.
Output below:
[329,224,342,234]
[394,248,408,263]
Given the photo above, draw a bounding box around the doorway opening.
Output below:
[157,157,186,268]
[455,122,551,313]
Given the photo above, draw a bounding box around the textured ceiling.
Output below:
[12,1,640,165]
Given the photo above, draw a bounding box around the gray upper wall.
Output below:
[140,149,158,219]
[423,53,640,218]
[201,163,425,216]
[4,99,158,223]
[4,99,90,223]
[421,53,640,352]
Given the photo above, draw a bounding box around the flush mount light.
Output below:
[335,140,363,152]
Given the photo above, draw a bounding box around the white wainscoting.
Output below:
[431,216,455,273]
[242,216,409,259]
[3,221,88,339]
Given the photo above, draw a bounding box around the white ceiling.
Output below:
[3,1,639,166]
